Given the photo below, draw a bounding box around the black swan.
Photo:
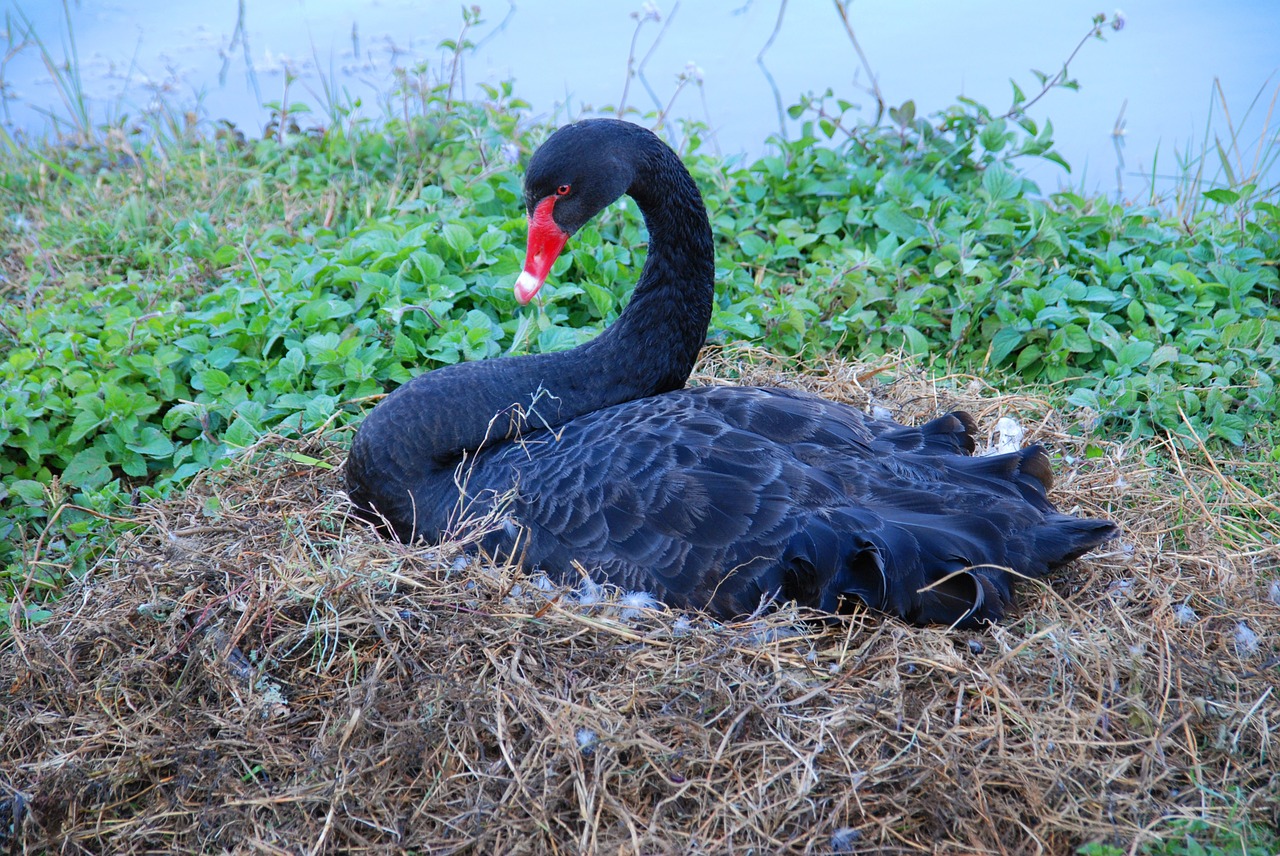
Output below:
[346,118,1118,627]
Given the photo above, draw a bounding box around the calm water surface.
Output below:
[3,0,1278,197]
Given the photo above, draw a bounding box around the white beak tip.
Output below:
[514,270,543,305]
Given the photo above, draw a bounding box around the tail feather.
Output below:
[911,570,985,626]
[784,506,1120,627]
[872,411,977,456]
[781,519,886,612]
[1017,445,1055,492]
[1028,516,1121,570]
[956,444,1054,489]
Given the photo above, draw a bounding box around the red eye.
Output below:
[556,184,571,196]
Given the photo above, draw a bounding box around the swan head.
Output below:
[515,119,643,304]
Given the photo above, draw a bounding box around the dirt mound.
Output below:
[3,354,1277,854]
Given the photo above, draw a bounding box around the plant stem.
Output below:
[832,0,884,126]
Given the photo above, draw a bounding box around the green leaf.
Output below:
[899,325,930,354]
[1202,187,1239,205]
[102,383,135,415]
[194,368,231,394]
[989,327,1023,366]
[979,119,1009,153]
[391,333,418,361]
[62,446,113,490]
[120,450,149,478]
[126,426,176,458]
[815,213,844,235]
[224,417,258,448]
[872,203,922,240]
[1059,323,1094,354]
[1015,344,1043,372]
[66,408,105,445]
[537,325,581,353]
[1148,345,1179,369]
[303,395,338,428]
[738,232,768,258]
[981,164,1020,201]
[1211,413,1247,446]
[1117,340,1155,367]
[283,452,334,469]
[441,223,474,255]
[1067,388,1101,409]
[980,219,1016,237]
[8,480,47,504]
[205,346,241,369]
[583,282,615,317]
[713,306,761,339]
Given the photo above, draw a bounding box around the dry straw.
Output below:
[2,353,1277,854]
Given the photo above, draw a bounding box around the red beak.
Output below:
[515,196,569,305]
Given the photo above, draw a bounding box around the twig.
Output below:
[1001,14,1116,121]
[444,11,475,106]
[636,2,680,116]
[1112,98,1127,200]
[755,0,789,140]
[1213,77,1243,181]
[831,0,884,125]
[655,65,701,131]
[472,1,517,52]
[619,6,659,115]
[20,501,68,606]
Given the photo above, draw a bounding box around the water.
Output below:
[3,0,1278,198]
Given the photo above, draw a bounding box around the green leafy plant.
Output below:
[687,111,1279,446]
[1079,815,1280,856]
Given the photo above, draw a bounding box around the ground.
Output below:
[2,353,1276,854]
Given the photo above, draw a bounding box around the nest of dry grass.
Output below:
[3,353,1277,855]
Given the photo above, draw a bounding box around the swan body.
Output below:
[346,119,1118,626]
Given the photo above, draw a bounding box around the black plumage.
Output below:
[345,118,1118,627]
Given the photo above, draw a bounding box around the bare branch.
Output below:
[832,0,884,125]
[755,0,789,140]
